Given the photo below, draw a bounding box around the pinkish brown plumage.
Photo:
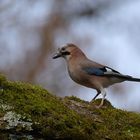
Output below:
[53,43,140,107]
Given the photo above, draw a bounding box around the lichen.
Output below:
[4,111,32,130]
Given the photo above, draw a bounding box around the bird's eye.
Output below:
[61,48,65,51]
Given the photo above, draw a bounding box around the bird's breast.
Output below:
[67,64,93,88]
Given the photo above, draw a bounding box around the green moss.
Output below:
[0,74,140,139]
[90,98,113,108]
[89,107,140,139]
[0,75,96,139]
[65,96,87,103]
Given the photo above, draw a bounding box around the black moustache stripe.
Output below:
[62,51,70,55]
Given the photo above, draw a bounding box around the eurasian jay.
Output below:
[53,43,140,107]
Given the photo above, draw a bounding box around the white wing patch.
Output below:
[104,66,120,75]
[105,67,113,72]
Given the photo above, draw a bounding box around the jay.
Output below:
[53,43,140,107]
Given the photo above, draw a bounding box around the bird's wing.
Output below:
[82,66,120,76]
[82,66,132,78]
[82,67,105,76]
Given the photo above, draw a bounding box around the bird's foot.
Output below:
[90,98,106,109]
[95,103,106,109]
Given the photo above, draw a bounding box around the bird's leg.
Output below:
[91,91,101,102]
[98,89,106,108]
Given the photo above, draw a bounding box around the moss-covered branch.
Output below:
[0,74,140,139]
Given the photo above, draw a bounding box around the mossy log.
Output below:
[0,74,140,139]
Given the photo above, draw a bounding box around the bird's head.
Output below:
[53,43,84,60]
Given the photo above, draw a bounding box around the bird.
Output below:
[53,43,140,107]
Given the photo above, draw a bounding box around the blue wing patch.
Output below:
[82,66,120,76]
[82,67,105,76]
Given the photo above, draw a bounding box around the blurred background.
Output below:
[1,0,140,112]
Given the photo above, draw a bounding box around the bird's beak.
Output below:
[52,51,62,59]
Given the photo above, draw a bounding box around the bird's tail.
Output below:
[126,77,140,82]
[105,73,140,82]
[119,74,140,82]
